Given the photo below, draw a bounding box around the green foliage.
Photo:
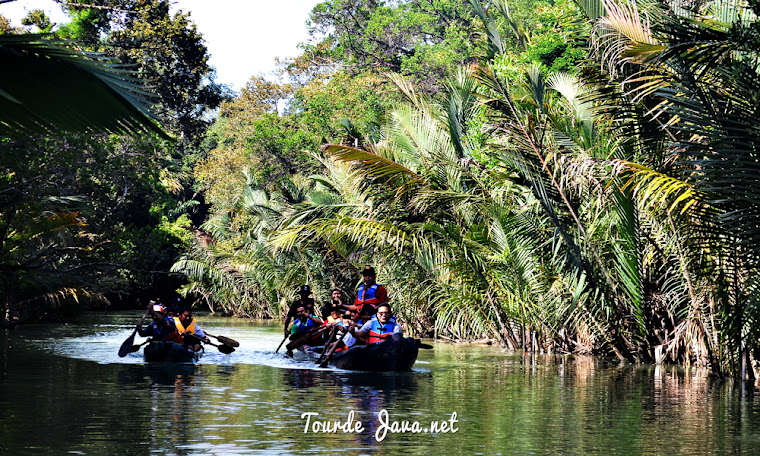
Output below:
[0,34,165,138]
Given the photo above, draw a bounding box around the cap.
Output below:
[362,266,376,276]
[299,284,311,294]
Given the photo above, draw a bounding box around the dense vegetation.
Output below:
[3,0,760,378]
[0,0,223,322]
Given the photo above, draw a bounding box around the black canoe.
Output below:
[144,341,201,363]
[305,333,418,372]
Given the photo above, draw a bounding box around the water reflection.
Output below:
[4,315,760,455]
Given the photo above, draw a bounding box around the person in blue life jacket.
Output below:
[283,284,316,336]
[285,304,324,357]
[342,266,389,320]
[137,301,182,344]
[350,303,402,344]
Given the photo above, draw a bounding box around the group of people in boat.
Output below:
[137,300,209,352]
[284,266,403,357]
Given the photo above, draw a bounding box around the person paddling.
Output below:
[174,309,209,352]
[285,304,324,357]
[137,301,182,344]
[283,285,316,336]
[350,303,401,344]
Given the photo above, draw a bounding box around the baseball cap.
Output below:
[362,266,376,276]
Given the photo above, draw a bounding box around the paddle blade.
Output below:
[215,335,239,347]
[415,339,434,349]
[218,344,235,354]
[118,330,137,357]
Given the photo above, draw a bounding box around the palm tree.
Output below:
[1,33,165,138]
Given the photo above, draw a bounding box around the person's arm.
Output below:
[284,304,297,334]
[341,301,360,312]
[308,314,323,325]
[350,320,372,339]
[376,285,389,305]
[194,324,209,342]
[137,324,152,337]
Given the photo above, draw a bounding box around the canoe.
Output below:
[144,341,201,363]
[305,333,418,372]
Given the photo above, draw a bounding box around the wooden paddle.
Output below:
[416,339,434,349]
[316,325,340,365]
[319,326,350,368]
[118,310,149,357]
[129,339,150,353]
[204,331,240,348]
[187,333,235,354]
[285,325,329,353]
[275,333,289,353]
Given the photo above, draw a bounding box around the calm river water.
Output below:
[2,312,760,455]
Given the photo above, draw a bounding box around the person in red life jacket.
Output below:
[283,284,316,336]
[285,304,324,357]
[174,309,209,352]
[350,303,401,344]
[137,301,182,344]
[342,266,389,319]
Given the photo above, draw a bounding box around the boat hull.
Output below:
[308,333,419,372]
[144,341,200,363]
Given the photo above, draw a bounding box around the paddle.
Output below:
[415,339,434,349]
[187,333,235,354]
[316,325,340,365]
[204,331,240,348]
[118,310,149,357]
[275,333,289,353]
[319,326,350,368]
[129,339,150,353]
[285,325,329,353]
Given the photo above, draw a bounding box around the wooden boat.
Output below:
[143,341,201,363]
[304,333,419,372]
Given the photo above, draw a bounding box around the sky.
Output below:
[0,0,322,92]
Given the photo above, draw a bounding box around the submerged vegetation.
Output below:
[3,0,760,378]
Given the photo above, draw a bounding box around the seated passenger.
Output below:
[350,303,401,344]
[288,305,323,335]
[174,309,209,352]
[137,302,182,344]
[285,304,324,357]
[324,306,343,326]
[336,311,359,349]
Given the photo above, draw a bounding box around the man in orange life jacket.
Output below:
[350,303,401,343]
[174,309,209,352]
[343,266,388,320]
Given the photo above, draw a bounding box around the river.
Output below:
[1,312,759,455]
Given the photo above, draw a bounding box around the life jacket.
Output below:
[368,319,398,344]
[355,283,382,314]
[173,317,197,334]
[292,317,317,334]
